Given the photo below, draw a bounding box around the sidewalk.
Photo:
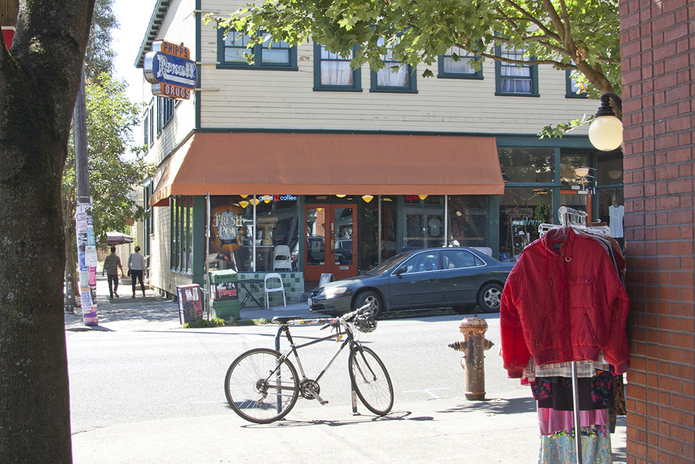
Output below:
[66,277,627,463]
[64,276,315,332]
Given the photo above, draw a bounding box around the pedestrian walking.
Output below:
[128,245,147,298]
[102,246,124,298]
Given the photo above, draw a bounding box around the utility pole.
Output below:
[73,64,99,325]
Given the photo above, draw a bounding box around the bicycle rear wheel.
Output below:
[348,346,394,416]
[224,348,299,424]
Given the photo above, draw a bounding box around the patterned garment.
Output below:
[539,425,612,464]
[523,355,611,382]
[531,371,616,411]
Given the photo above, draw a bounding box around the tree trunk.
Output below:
[0,0,95,462]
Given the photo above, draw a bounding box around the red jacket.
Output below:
[500,227,630,378]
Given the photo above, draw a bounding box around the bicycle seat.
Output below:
[272,316,302,325]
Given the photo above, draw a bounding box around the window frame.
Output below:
[565,69,588,98]
[370,37,417,93]
[217,29,297,70]
[313,43,362,91]
[494,44,539,97]
[438,46,483,80]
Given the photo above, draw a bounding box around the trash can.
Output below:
[176,284,204,325]
[209,270,240,320]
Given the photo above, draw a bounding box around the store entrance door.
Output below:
[304,204,357,282]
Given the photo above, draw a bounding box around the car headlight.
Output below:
[323,286,351,299]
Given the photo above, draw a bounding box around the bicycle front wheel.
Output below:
[224,348,299,424]
[348,346,394,416]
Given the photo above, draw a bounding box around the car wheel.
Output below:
[477,283,504,313]
[354,291,383,319]
[452,304,476,315]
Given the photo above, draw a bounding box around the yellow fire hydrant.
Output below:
[448,316,494,400]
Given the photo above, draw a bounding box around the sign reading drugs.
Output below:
[144,40,197,100]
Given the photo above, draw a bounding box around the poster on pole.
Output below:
[76,203,98,325]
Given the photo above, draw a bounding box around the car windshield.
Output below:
[366,252,410,275]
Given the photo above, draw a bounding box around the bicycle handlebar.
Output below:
[338,303,371,324]
[274,303,372,329]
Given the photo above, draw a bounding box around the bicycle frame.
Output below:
[271,319,360,410]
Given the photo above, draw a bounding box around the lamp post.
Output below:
[588,92,623,151]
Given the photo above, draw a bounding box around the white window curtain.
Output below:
[320,47,353,85]
[377,37,408,87]
[500,44,532,93]
[443,46,475,74]
[377,64,408,87]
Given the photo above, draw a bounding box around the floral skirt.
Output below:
[539,425,612,464]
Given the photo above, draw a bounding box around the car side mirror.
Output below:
[395,267,407,276]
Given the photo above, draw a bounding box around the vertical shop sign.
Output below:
[76,203,98,325]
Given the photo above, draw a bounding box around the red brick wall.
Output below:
[620,0,695,462]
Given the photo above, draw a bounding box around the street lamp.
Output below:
[588,92,623,151]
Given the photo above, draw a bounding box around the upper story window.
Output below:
[495,43,539,96]
[438,46,482,79]
[313,43,361,91]
[218,29,297,70]
[149,105,155,143]
[156,96,174,135]
[370,37,417,93]
[566,69,588,98]
[143,111,150,146]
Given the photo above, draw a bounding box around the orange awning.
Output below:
[149,132,504,207]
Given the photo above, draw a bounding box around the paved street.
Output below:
[65,277,626,463]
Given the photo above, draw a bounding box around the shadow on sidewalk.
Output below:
[439,396,536,415]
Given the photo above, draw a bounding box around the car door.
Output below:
[388,250,443,308]
[440,249,486,304]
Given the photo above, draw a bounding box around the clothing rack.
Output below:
[559,206,587,464]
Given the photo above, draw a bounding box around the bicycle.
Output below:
[224,305,394,424]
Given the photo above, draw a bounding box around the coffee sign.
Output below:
[144,40,197,100]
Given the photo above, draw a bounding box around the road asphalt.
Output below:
[65,277,627,464]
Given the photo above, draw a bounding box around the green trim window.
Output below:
[143,111,149,146]
[156,97,173,134]
[217,29,297,70]
[438,46,482,79]
[495,44,539,96]
[171,196,193,273]
[148,104,154,145]
[370,37,417,93]
[313,43,361,91]
[566,69,588,98]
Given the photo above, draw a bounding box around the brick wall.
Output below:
[620,0,695,462]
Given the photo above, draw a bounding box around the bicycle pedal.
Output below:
[319,399,329,405]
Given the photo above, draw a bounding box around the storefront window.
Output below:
[447,196,489,248]
[499,188,552,261]
[362,201,379,270]
[560,152,592,189]
[498,147,554,183]
[171,196,193,273]
[380,197,397,262]
[597,152,624,247]
[207,195,299,273]
[403,195,444,251]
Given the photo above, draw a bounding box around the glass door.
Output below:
[304,204,357,281]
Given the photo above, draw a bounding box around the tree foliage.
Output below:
[85,0,118,82]
[62,73,155,242]
[209,0,619,98]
